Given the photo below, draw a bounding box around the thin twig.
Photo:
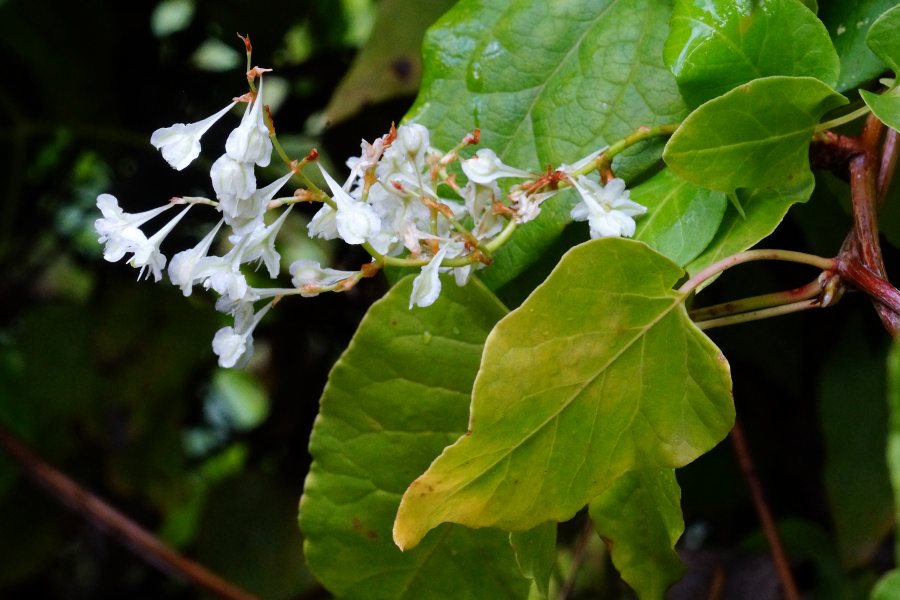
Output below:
[729,420,801,600]
[693,298,822,330]
[0,424,260,600]
[558,516,595,600]
[689,278,823,322]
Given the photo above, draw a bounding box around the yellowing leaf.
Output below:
[393,238,733,550]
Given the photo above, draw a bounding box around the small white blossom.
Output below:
[570,176,646,239]
[168,218,225,296]
[239,206,293,278]
[462,181,503,239]
[317,163,380,245]
[128,204,192,281]
[409,244,450,309]
[461,149,532,184]
[226,171,294,236]
[95,194,174,262]
[290,260,360,297]
[212,301,272,368]
[150,102,236,171]
[509,188,559,224]
[225,76,273,167]
[211,155,256,208]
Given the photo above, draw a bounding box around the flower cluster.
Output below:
[95,61,647,369]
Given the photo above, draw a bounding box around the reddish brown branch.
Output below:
[0,424,260,600]
[879,128,898,201]
[729,420,801,600]
[559,516,595,600]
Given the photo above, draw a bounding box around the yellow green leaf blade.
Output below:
[393,238,734,550]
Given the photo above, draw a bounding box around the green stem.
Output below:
[815,104,872,133]
[568,123,681,178]
[679,249,834,296]
[694,299,821,330]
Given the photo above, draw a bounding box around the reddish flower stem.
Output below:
[0,424,260,600]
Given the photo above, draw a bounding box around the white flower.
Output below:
[239,206,293,278]
[95,194,174,262]
[150,102,236,171]
[168,218,225,296]
[559,146,609,175]
[199,235,254,304]
[127,204,192,281]
[318,163,380,245]
[225,76,273,167]
[409,244,450,309]
[289,260,360,297]
[509,188,558,224]
[395,123,429,163]
[461,149,532,184]
[212,301,272,368]
[570,176,646,239]
[226,170,294,236]
[211,155,256,208]
[462,181,503,239]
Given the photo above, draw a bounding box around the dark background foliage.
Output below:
[0,1,896,598]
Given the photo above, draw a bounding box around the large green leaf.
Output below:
[861,88,900,132]
[665,0,839,108]
[663,76,846,194]
[299,276,535,599]
[589,469,684,600]
[409,0,686,289]
[820,0,896,91]
[867,4,900,74]
[686,171,815,277]
[632,168,728,267]
[393,238,734,550]
[819,319,893,567]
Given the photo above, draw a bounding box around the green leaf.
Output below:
[299,276,534,599]
[393,238,734,550]
[861,88,900,132]
[589,469,685,600]
[867,4,900,73]
[874,570,900,600]
[323,0,457,125]
[410,0,686,289]
[820,0,897,91]
[819,318,893,567]
[663,76,846,194]
[509,523,557,599]
[632,168,728,266]
[665,0,839,108]
[686,171,815,278]
[887,337,900,560]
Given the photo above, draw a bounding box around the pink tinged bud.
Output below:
[409,244,450,309]
[461,149,531,185]
[150,102,237,171]
[211,155,256,206]
[225,76,273,167]
[289,259,360,297]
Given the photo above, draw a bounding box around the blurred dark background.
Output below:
[0,1,897,599]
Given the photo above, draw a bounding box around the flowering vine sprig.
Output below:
[94,36,672,368]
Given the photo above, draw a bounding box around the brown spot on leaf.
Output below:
[390,57,413,81]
